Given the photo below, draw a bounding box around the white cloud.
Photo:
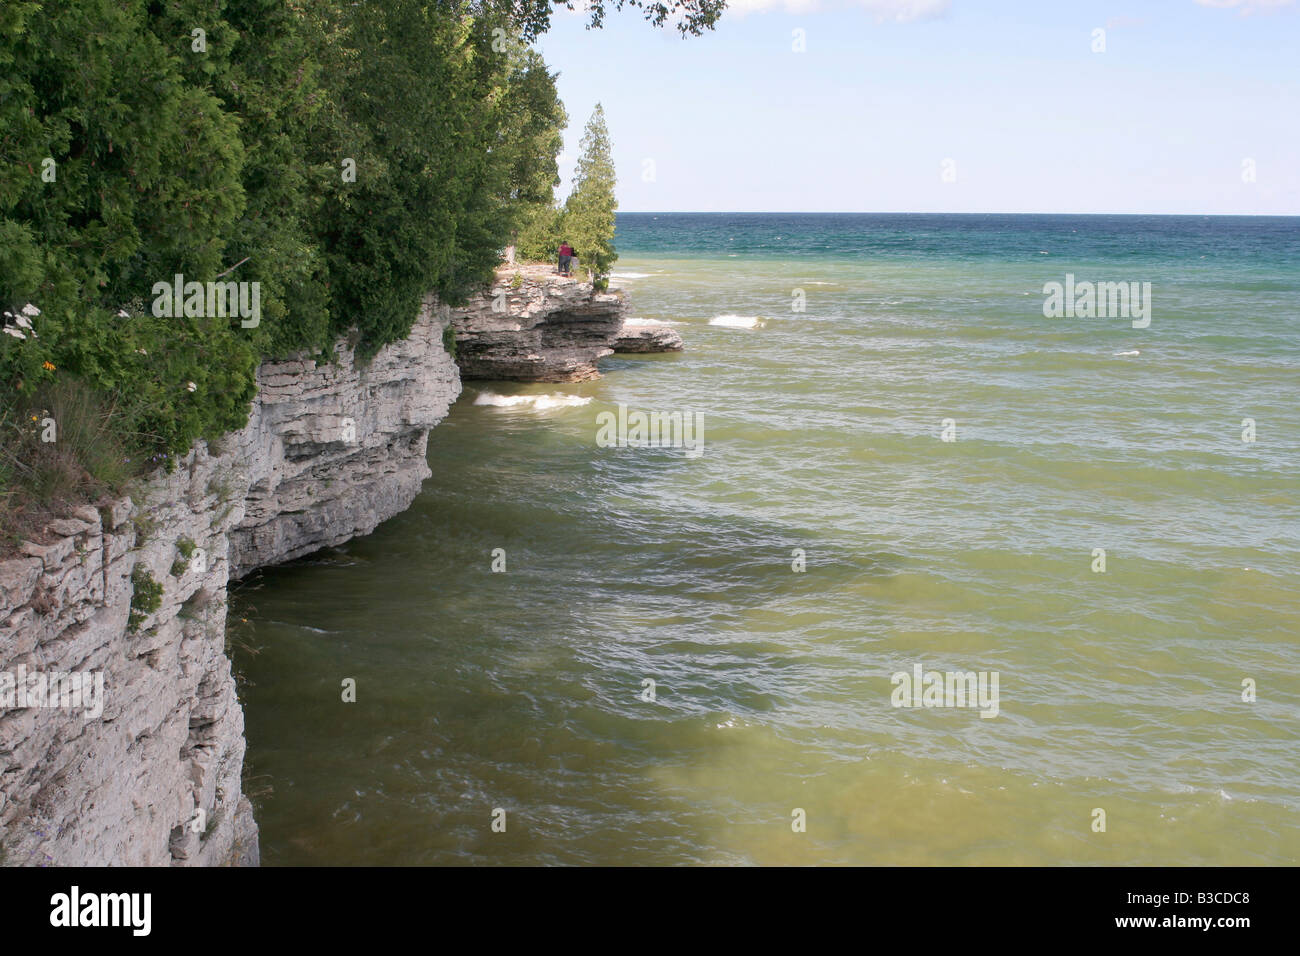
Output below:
[725,0,951,21]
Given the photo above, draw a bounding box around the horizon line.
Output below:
[614,210,1300,218]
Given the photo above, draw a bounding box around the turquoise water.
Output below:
[231,214,1300,865]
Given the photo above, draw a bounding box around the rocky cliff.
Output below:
[0,271,648,866]
[229,294,460,578]
[0,294,460,866]
[449,264,628,382]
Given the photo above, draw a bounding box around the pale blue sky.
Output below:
[534,0,1300,213]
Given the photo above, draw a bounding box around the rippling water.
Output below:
[231,214,1300,865]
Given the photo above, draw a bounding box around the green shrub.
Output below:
[1,2,568,426]
[170,536,197,576]
[515,202,564,263]
[0,0,671,538]
[128,567,162,632]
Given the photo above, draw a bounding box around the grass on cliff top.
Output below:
[0,378,147,554]
[507,259,611,291]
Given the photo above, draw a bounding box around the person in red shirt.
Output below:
[558,241,574,276]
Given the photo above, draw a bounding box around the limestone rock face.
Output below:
[229,294,460,578]
[449,264,628,382]
[614,318,684,354]
[0,295,460,866]
[0,468,256,867]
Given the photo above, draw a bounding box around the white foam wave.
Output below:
[624,317,685,327]
[473,392,592,410]
[709,314,764,329]
[1113,350,1141,357]
[609,272,655,279]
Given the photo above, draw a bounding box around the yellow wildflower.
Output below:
[42,361,56,371]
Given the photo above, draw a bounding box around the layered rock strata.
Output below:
[0,294,460,866]
[613,318,684,353]
[448,264,628,382]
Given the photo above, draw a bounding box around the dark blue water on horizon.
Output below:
[614,212,1300,270]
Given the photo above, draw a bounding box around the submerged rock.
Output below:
[614,318,684,353]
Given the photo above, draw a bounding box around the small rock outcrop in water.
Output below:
[614,318,684,354]
[0,295,461,866]
[448,264,627,382]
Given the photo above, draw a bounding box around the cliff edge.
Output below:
[0,271,632,866]
[448,264,628,382]
[0,295,459,866]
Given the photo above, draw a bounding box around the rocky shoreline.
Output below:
[449,264,627,382]
[0,267,680,867]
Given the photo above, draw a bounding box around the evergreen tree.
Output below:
[1,0,682,478]
[496,46,567,252]
[562,104,618,288]
[514,201,564,262]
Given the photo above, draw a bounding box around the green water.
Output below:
[231,214,1300,865]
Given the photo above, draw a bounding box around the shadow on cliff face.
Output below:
[227,393,907,865]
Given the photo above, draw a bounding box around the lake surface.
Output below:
[231,213,1300,865]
